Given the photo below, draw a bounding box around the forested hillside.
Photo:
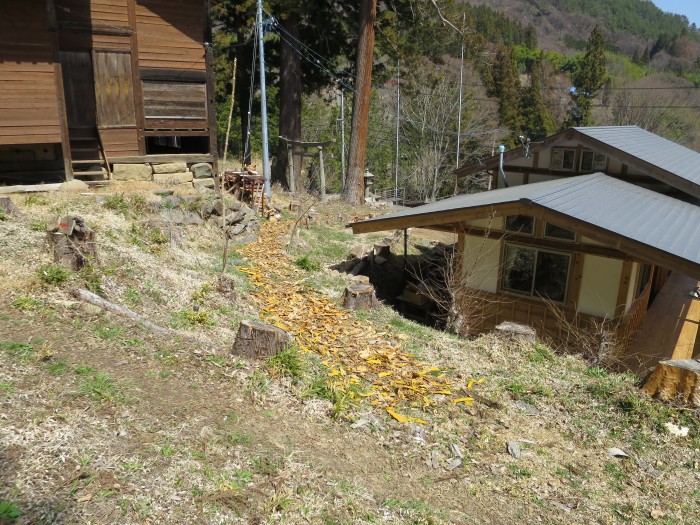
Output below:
[212,0,700,201]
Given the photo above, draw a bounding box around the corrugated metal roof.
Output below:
[574,126,700,187]
[351,174,700,276]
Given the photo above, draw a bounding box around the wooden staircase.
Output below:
[68,126,111,180]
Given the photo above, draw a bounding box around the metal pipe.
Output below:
[256,0,271,199]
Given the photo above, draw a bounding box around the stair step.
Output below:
[73,171,107,177]
[71,147,101,153]
[72,159,105,165]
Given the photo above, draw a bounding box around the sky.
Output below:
[652,1,700,27]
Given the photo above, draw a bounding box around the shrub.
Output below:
[294,255,321,272]
[267,344,303,380]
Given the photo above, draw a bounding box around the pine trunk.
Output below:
[343,0,376,205]
[275,13,302,190]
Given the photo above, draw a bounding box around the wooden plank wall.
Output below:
[93,51,137,127]
[100,128,140,157]
[142,82,208,130]
[56,0,131,51]
[135,0,206,71]
[0,0,62,146]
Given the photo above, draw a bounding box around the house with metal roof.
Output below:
[350,126,700,371]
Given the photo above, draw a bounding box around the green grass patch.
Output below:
[29,221,48,232]
[11,295,43,311]
[37,264,71,285]
[170,308,217,329]
[44,358,69,376]
[294,254,321,272]
[0,500,21,522]
[78,370,124,403]
[0,340,35,362]
[267,344,303,380]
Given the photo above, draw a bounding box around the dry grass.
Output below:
[0,187,698,524]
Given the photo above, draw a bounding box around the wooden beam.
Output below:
[126,0,146,155]
[615,260,634,318]
[46,0,72,181]
[110,153,214,164]
[204,43,219,174]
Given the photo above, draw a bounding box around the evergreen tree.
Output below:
[485,46,522,141]
[520,54,555,139]
[567,25,607,126]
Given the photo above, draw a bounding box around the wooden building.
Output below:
[351,127,700,371]
[0,0,217,184]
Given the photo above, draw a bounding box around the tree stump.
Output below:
[47,216,98,270]
[233,320,290,358]
[342,283,380,310]
[642,359,700,407]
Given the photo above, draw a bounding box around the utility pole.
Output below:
[456,14,465,170]
[394,59,400,193]
[256,0,271,199]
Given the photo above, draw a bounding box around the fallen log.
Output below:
[68,287,176,336]
[233,320,290,358]
[642,359,700,407]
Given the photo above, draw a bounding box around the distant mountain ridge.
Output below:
[464,0,698,55]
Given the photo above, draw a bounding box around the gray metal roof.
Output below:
[351,174,700,277]
[574,126,700,188]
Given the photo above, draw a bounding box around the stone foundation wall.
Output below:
[111,162,215,193]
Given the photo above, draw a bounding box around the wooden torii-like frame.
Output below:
[279,136,335,201]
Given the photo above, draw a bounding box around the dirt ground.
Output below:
[1,185,699,524]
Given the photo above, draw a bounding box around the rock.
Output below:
[507,441,522,459]
[81,303,103,316]
[607,447,629,458]
[167,208,204,225]
[195,184,216,195]
[112,163,152,181]
[193,177,216,190]
[0,196,18,216]
[228,223,247,236]
[349,245,367,260]
[58,179,89,192]
[152,162,188,174]
[514,400,541,416]
[190,163,214,179]
[238,234,258,245]
[446,458,462,471]
[664,422,689,437]
[153,172,193,185]
[495,322,536,343]
[650,508,666,520]
[161,195,182,209]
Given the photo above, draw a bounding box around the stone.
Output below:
[0,196,18,216]
[349,245,367,260]
[228,223,247,236]
[112,163,152,181]
[153,172,193,185]
[190,163,213,179]
[495,321,536,343]
[152,162,188,174]
[58,179,89,192]
[193,177,216,189]
[238,234,258,245]
[166,208,204,225]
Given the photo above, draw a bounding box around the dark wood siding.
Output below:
[135,0,206,71]
[0,0,62,145]
[57,0,131,51]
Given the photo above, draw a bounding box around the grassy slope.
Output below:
[0,186,698,524]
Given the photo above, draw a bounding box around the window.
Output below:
[550,148,576,171]
[505,215,534,235]
[544,223,576,241]
[502,244,571,302]
[580,150,607,171]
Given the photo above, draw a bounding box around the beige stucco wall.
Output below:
[577,255,623,318]
[462,235,501,293]
[464,217,503,230]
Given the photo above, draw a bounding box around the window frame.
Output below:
[579,150,607,172]
[550,147,577,171]
[501,243,573,303]
[505,215,535,236]
[543,222,577,242]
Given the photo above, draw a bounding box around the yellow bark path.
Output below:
[238,221,477,422]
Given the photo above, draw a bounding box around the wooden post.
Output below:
[288,144,296,193]
[318,145,326,202]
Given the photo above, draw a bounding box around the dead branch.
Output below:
[68,287,177,336]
